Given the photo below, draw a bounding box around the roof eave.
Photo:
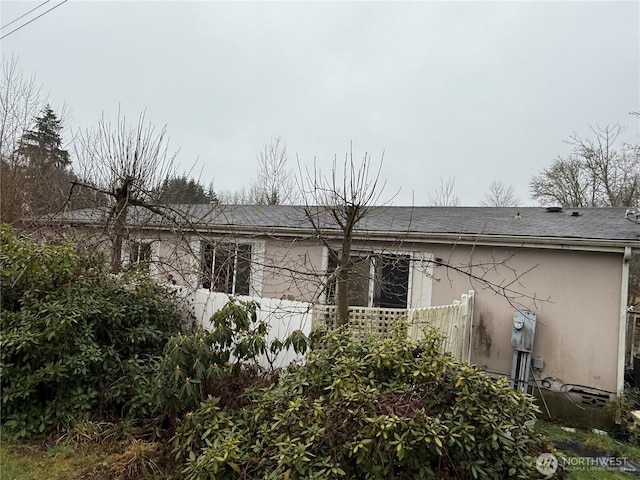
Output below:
[48,218,639,254]
[181,224,639,253]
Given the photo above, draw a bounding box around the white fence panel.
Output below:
[409,290,474,362]
[178,288,314,369]
[174,287,474,367]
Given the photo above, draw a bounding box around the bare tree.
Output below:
[530,122,640,307]
[529,156,587,207]
[248,136,297,205]
[0,56,42,160]
[530,124,639,207]
[0,55,43,224]
[74,109,179,273]
[0,57,95,225]
[481,180,520,207]
[298,146,387,326]
[427,177,460,206]
[217,187,251,205]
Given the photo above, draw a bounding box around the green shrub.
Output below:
[0,226,187,437]
[174,324,551,479]
[155,298,308,418]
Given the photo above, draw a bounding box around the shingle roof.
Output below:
[53,204,640,244]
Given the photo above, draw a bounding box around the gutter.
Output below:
[618,246,632,394]
[53,219,638,253]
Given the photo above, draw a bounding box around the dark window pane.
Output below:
[235,244,252,295]
[201,241,214,289]
[139,243,151,264]
[213,243,234,293]
[348,255,371,307]
[325,249,339,304]
[202,242,253,295]
[374,254,410,308]
[129,241,140,264]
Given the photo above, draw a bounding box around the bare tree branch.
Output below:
[481,180,520,207]
[0,55,43,224]
[427,177,460,206]
[74,108,179,273]
[530,124,639,208]
[297,144,388,325]
[249,136,297,205]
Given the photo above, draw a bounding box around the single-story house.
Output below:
[51,204,639,410]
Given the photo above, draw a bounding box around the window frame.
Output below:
[325,249,412,308]
[127,240,152,271]
[201,240,253,295]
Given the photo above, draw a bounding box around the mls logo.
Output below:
[536,453,559,476]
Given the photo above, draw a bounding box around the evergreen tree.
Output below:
[16,105,70,169]
[207,181,219,205]
[14,105,73,215]
[156,174,217,204]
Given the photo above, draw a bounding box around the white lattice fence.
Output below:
[312,305,408,340]
[313,291,474,362]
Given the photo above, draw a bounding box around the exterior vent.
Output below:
[571,211,580,217]
[545,206,563,213]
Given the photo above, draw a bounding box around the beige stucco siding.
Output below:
[154,233,201,287]
[260,240,326,302]
[429,245,623,393]
[50,206,634,398]
[259,239,436,307]
[147,230,624,393]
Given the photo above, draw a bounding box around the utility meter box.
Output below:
[511,311,536,353]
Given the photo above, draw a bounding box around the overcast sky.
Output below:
[1,1,638,206]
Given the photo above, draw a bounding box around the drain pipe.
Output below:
[617,247,632,394]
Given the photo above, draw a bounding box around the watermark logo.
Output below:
[535,453,634,476]
[535,453,559,476]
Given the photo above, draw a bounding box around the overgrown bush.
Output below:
[174,324,551,479]
[2,225,552,477]
[155,298,308,418]
[0,225,187,437]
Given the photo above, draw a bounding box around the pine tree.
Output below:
[155,174,217,204]
[16,105,70,169]
[14,106,73,216]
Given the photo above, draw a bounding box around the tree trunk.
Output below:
[110,198,127,274]
[335,234,352,327]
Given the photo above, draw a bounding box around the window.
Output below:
[201,242,252,295]
[373,254,410,308]
[326,250,410,308]
[128,241,151,270]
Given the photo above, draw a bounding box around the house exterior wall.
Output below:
[146,232,624,394]
[44,207,633,398]
[254,238,435,306]
[428,245,623,394]
[154,233,201,287]
[260,240,326,302]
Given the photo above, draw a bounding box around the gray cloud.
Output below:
[2,1,638,205]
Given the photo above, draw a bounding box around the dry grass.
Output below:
[7,419,640,480]
[109,439,162,480]
[1,419,174,480]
